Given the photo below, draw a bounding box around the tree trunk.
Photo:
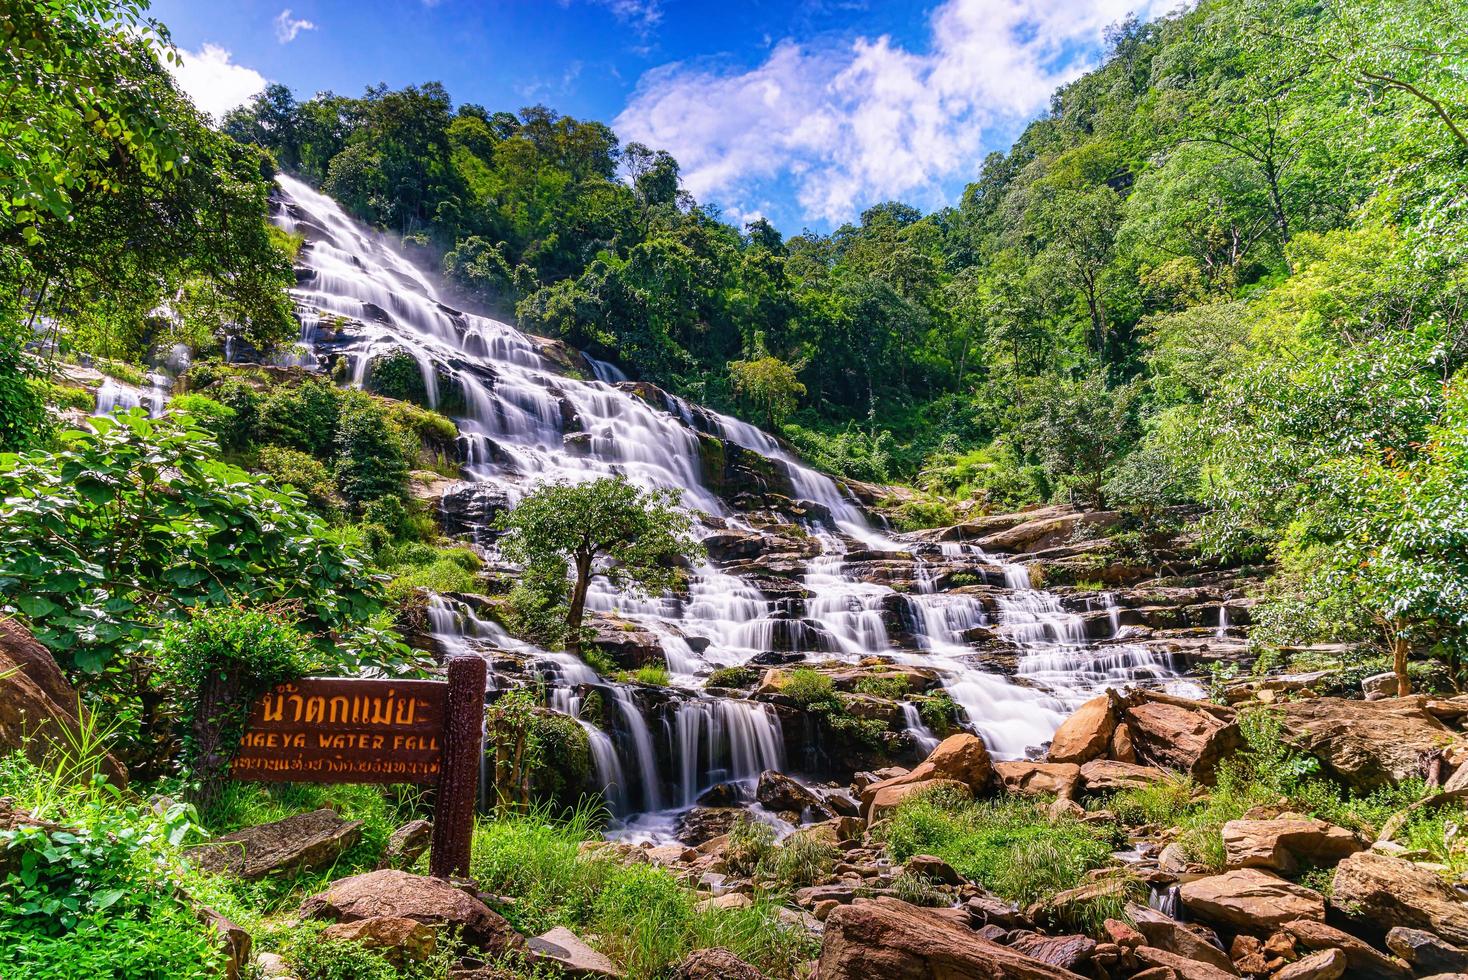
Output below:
[565,552,593,656]
[1392,632,1411,697]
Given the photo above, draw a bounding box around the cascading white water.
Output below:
[271,175,1187,829]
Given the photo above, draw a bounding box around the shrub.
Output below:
[854,675,910,699]
[170,393,236,441]
[918,691,962,732]
[780,669,839,710]
[256,378,343,458]
[335,395,410,506]
[158,606,316,803]
[365,346,429,405]
[211,378,262,450]
[706,666,757,689]
[270,919,456,980]
[0,313,51,452]
[257,444,342,514]
[47,382,96,412]
[629,665,670,686]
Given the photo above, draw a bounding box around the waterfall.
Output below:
[900,703,940,754]
[270,174,1187,830]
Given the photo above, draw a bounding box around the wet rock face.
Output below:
[438,483,511,543]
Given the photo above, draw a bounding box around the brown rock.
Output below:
[527,926,624,977]
[322,916,437,966]
[190,808,362,879]
[819,897,1086,978]
[380,819,433,870]
[1178,870,1325,932]
[866,778,971,822]
[1272,697,1455,792]
[1131,971,1181,980]
[1281,919,1410,980]
[756,770,834,821]
[1273,948,1346,980]
[1111,722,1138,763]
[199,906,251,980]
[995,761,1081,799]
[859,734,993,818]
[1048,694,1116,764]
[1123,693,1241,784]
[1007,932,1097,971]
[1104,918,1145,948]
[299,869,523,954]
[1221,817,1363,875]
[1385,926,1468,974]
[1128,905,1236,975]
[906,853,964,885]
[1331,851,1468,947]
[1080,759,1172,793]
[1134,945,1238,980]
[0,618,126,786]
[671,947,766,979]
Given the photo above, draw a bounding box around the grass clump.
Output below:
[725,815,777,876]
[880,787,1119,905]
[854,675,910,699]
[1101,774,1200,826]
[266,920,458,980]
[761,831,837,888]
[468,804,816,977]
[780,668,838,709]
[626,665,671,686]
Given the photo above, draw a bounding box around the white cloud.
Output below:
[615,0,1162,225]
[165,43,267,120]
[558,0,662,33]
[274,8,317,44]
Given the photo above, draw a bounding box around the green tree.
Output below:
[494,476,702,657]
[729,354,806,428]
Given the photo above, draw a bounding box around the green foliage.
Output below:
[760,831,837,889]
[256,445,342,515]
[496,476,702,652]
[167,393,235,442]
[729,354,805,428]
[854,675,910,699]
[157,606,315,796]
[335,395,411,506]
[628,665,670,686]
[723,815,777,876]
[917,691,962,733]
[270,920,456,980]
[779,668,839,710]
[364,346,429,406]
[0,311,51,452]
[0,410,386,678]
[880,787,1118,905]
[706,666,757,689]
[0,754,224,980]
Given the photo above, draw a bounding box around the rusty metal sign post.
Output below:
[232,655,487,879]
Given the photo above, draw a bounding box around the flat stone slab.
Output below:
[190,808,362,879]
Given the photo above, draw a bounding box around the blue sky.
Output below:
[151,0,1161,232]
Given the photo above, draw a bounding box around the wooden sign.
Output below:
[232,656,487,879]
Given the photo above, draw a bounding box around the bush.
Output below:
[629,665,670,686]
[706,666,757,689]
[211,378,262,450]
[170,393,236,441]
[158,606,316,801]
[880,788,1119,905]
[918,691,962,732]
[47,382,96,412]
[780,669,839,710]
[257,445,342,514]
[256,378,343,458]
[0,313,51,452]
[854,675,910,699]
[269,920,456,980]
[365,347,428,405]
[335,396,411,506]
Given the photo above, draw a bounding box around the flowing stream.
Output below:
[270,175,1184,832]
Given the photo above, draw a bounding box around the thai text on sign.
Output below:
[232,677,448,784]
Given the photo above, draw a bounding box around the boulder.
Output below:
[321,916,437,966]
[1280,920,1409,980]
[995,762,1081,800]
[1272,697,1454,792]
[1385,927,1468,974]
[1128,905,1236,975]
[1123,693,1241,783]
[380,819,433,870]
[1132,946,1237,980]
[906,854,964,886]
[1079,759,1171,793]
[675,807,744,845]
[1178,870,1326,932]
[0,618,127,786]
[1007,932,1096,971]
[1363,672,1400,700]
[818,897,1087,979]
[1220,816,1363,874]
[199,906,251,980]
[756,770,834,821]
[1048,694,1116,764]
[671,947,766,979]
[190,809,362,879]
[1274,948,1347,980]
[866,779,970,823]
[860,734,992,818]
[1331,851,1468,946]
[299,869,523,954]
[527,926,623,978]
